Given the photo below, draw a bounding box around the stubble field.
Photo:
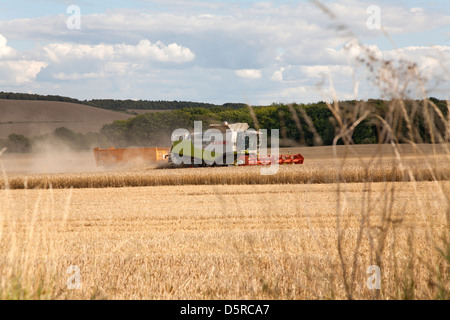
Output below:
[0,144,449,299]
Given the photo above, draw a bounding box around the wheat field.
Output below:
[1,144,450,189]
[0,172,449,299]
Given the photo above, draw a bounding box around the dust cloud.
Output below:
[0,142,103,175]
[0,134,174,175]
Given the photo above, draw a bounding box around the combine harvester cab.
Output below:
[93,147,169,166]
[168,122,304,167]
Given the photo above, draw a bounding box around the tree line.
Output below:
[100,98,449,148]
[0,97,448,152]
[0,91,246,112]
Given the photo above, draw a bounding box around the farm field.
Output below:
[0,144,450,188]
[0,99,131,138]
[0,182,448,299]
[0,144,449,188]
[0,144,449,299]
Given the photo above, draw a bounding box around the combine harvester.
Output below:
[93,122,304,168]
[167,122,304,167]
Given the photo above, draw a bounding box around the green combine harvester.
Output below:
[168,122,304,167]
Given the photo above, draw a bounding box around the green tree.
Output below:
[6,134,31,153]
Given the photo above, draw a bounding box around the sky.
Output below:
[0,0,449,105]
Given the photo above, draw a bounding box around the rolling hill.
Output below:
[0,99,132,138]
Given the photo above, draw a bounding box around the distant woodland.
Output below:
[0,92,448,152]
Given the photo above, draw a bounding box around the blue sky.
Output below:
[0,0,449,104]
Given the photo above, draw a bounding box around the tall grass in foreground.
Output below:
[0,147,71,299]
[294,0,450,299]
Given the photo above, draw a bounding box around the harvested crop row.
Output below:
[1,156,449,189]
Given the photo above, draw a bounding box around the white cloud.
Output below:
[384,45,450,94]
[281,85,308,96]
[0,34,16,59]
[235,69,262,79]
[344,39,383,61]
[0,2,447,72]
[410,7,424,15]
[0,60,47,85]
[0,33,46,85]
[44,40,195,64]
[271,67,285,82]
[44,43,114,63]
[52,72,101,80]
[117,40,195,63]
[102,62,138,76]
[300,65,353,78]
